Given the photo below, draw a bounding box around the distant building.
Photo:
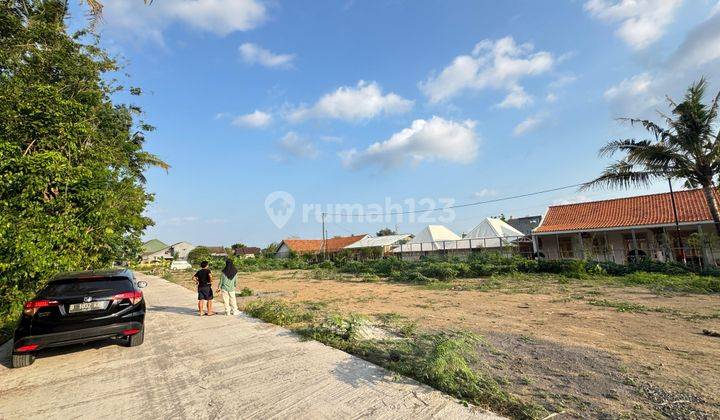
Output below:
[203,246,228,258]
[506,216,542,236]
[532,188,720,266]
[276,234,367,258]
[140,240,196,263]
[345,234,412,255]
[233,247,261,258]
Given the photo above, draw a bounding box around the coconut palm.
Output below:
[583,78,720,235]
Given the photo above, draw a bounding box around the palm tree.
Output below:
[583,78,720,236]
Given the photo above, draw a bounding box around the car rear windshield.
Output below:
[39,277,134,297]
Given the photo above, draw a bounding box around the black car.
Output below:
[12,269,147,368]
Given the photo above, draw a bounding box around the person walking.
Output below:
[218,259,239,316]
[193,261,214,316]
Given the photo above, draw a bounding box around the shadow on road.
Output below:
[149,305,201,316]
[0,338,126,368]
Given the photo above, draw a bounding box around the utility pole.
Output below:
[668,178,686,264]
[321,212,326,261]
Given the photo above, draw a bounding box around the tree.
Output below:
[583,78,720,235]
[187,247,211,266]
[376,228,396,236]
[231,243,247,250]
[0,1,167,334]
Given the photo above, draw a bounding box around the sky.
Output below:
[67,0,720,247]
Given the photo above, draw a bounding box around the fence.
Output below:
[392,236,534,260]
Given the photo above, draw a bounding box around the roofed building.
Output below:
[275,234,368,258]
[532,188,720,266]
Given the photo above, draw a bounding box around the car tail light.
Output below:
[122,328,141,335]
[16,344,38,352]
[113,291,143,305]
[23,299,59,316]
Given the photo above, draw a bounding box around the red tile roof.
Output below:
[281,235,367,254]
[534,188,719,234]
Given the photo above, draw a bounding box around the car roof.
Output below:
[50,269,133,282]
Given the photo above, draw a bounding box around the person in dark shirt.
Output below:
[193,261,214,316]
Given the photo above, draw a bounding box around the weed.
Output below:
[243,299,313,326]
[237,287,253,297]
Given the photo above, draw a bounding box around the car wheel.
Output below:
[127,327,144,347]
[12,352,36,368]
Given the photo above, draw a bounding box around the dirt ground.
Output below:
[167,269,720,418]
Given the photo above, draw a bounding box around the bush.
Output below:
[389,270,435,284]
[420,262,459,281]
[244,299,312,326]
[238,287,253,297]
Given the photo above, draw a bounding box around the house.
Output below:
[204,246,228,258]
[275,234,367,258]
[141,239,170,262]
[233,246,261,258]
[140,240,196,263]
[168,242,196,260]
[506,216,542,236]
[532,188,720,266]
[393,225,461,259]
[344,234,413,255]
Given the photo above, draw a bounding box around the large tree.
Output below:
[0,1,167,333]
[584,78,720,235]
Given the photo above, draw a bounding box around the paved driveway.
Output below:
[0,273,498,419]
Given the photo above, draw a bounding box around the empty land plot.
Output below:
[164,269,720,418]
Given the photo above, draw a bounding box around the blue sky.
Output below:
[69,0,720,247]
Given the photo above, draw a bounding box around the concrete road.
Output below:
[0,273,498,419]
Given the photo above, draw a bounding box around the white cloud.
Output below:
[278,132,319,160]
[584,0,682,50]
[603,72,658,104]
[98,0,267,43]
[474,189,497,198]
[513,114,545,137]
[553,195,590,205]
[496,85,533,109]
[668,11,720,69]
[232,110,272,128]
[239,43,295,68]
[164,216,199,226]
[545,93,558,103]
[287,81,413,122]
[419,36,554,104]
[340,116,479,170]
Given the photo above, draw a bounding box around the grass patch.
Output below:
[238,287,253,297]
[244,298,546,419]
[586,299,681,315]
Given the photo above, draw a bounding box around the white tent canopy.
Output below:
[394,225,461,252]
[345,234,412,249]
[465,217,525,248]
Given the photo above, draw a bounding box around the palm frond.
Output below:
[581,161,664,191]
[597,139,651,158]
[619,118,672,141]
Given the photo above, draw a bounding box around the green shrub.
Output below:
[389,270,435,284]
[238,287,253,297]
[244,299,312,326]
[420,262,459,281]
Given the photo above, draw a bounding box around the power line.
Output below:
[321,182,587,217]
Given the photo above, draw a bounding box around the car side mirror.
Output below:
[137,280,148,289]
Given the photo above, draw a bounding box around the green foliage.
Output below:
[243,299,313,326]
[238,287,253,297]
[0,1,166,339]
[187,247,211,266]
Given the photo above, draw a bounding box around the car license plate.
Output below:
[68,301,108,313]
